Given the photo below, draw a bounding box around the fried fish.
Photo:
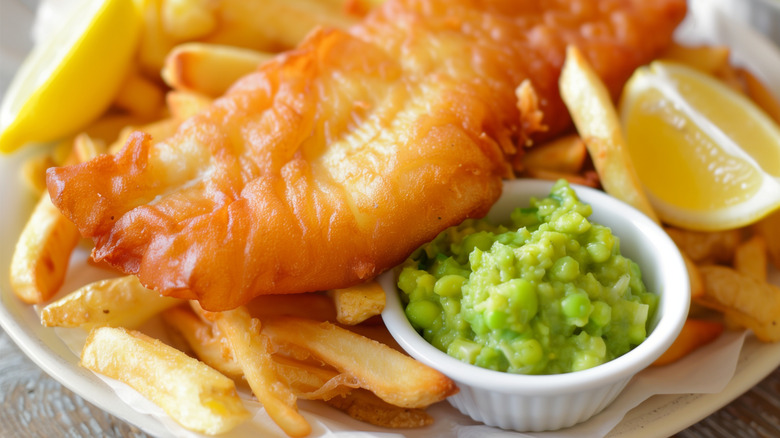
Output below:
[47,0,686,310]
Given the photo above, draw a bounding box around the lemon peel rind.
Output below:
[646,176,780,231]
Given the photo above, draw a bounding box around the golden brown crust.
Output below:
[47,0,686,310]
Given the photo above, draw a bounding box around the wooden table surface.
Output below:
[1,325,778,438]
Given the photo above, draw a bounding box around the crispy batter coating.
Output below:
[47,0,686,310]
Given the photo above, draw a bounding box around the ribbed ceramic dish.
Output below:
[381,179,690,432]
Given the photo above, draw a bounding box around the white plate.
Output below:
[2,1,780,437]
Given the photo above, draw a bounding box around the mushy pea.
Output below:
[397,180,657,375]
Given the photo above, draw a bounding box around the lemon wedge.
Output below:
[619,60,780,231]
[0,0,142,153]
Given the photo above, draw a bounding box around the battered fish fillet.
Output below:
[47,0,686,311]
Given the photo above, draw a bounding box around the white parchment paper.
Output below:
[53,322,745,438]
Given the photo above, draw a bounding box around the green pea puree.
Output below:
[397,180,657,375]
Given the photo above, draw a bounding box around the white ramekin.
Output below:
[380,179,690,432]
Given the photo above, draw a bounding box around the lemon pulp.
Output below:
[620,61,780,230]
[0,0,141,153]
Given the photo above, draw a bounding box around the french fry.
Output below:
[328,280,386,325]
[107,117,181,154]
[720,308,780,343]
[114,69,166,119]
[326,389,434,428]
[137,0,178,77]
[664,227,743,265]
[137,117,182,143]
[272,354,352,399]
[559,45,659,223]
[166,90,213,120]
[72,133,106,163]
[20,153,57,195]
[81,327,250,435]
[10,130,110,305]
[20,132,107,195]
[81,113,158,146]
[753,208,780,270]
[165,308,354,402]
[9,194,81,304]
[522,168,601,188]
[696,265,780,342]
[161,0,217,41]
[652,318,724,366]
[166,307,349,402]
[41,275,182,330]
[274,355,433,428]
[213,307,312,438]
[698,265,780,321]
[162,306,243,378]
[162,42,272,97]
[107,125,137,154]
[521,134,587,174]
[342,320,405,352]
[204,0,357,53]
[734,235,768,282]
[168,305,392,414]
[50,139,75,166]
[738,67,780,124]
[244,292,337,321]
[681,251,705,300]
[262,316,458,409]
[660,43,731,75]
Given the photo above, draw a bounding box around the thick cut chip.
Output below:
[41,275,182,329]
[559,45,659,222]
[214,307,311,437]
[697,265,780,342]
[734,235,768,282]
[329,280,386,325]
[162,43,272,97]
[262,316,457,409]
[80,326,250,435]
[162,306,244,379]
[665,227,742,265]
[10,194,80,304]
[652,318,724,366]
[753,208,780,269]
